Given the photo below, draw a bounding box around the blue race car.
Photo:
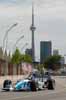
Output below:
[14,79,37,91]
[2,79,37,91]
[2,73,55,91]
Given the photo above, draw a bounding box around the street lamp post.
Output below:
[21,43,28,51]
[3,23,18,52]
[13,35,24,52]
[15,35,24,47]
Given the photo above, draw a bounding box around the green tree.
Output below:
[37,64,44,73]
[44,55,61,71]
[11,48,32,64]
[20,54,32,63]
[11,48,21,64]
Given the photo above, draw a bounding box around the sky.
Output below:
[0,0,66,61]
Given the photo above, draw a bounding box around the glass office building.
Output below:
[40,41,52,63]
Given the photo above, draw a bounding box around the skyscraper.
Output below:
[25,48,32,57]
[40,41,52,63]
[30,3,36,62]
[53,49,59,55]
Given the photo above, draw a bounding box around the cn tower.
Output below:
[30,3,36,62]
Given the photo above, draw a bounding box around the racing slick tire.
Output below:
[3,80,12,88]
[30,81,37,91]
[3,80,12,91]
[47,79,55,90]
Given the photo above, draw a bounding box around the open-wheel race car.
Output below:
[2,72,55,91]
[2,79,37,91]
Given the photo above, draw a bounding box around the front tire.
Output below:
[30,81,37,91]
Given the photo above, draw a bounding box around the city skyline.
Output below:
[0,0,66,61]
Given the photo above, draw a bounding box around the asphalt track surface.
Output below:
[0,89,66,100]
[0,77,66,100]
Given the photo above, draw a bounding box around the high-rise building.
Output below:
[53,49,59,55]
[60,57,65,65]
[25,48,32,57]
[40,41,52,63]
[30,3,36,63]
